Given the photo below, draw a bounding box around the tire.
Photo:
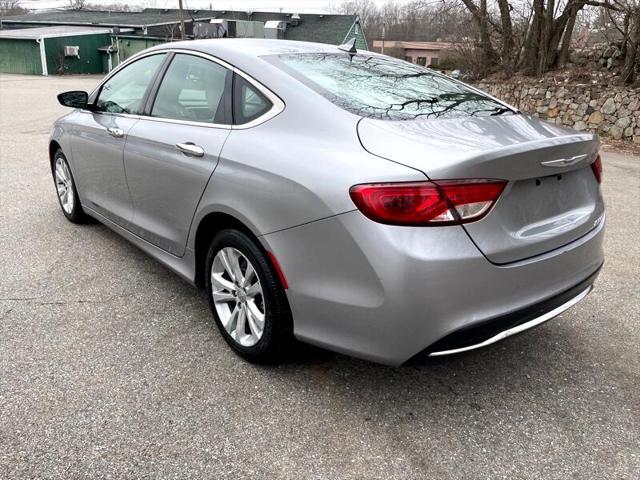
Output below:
[51,149,91,224]
[205,229,293,363]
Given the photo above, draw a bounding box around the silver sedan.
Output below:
[50,39,605,365]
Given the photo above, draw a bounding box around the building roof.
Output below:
[0,25,122,39]
[372,40,454,51]
[0,8,359,45]
[0,8,216,28]
[196,11,358,45]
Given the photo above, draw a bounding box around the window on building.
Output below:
[417,57,427,66]
[430,57,439,67]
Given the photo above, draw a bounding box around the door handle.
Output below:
[176,142,205,157]
[107,127,124,138]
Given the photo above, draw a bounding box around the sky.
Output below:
[20,0,412,14]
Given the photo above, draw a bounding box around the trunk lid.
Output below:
[357,114,604,264]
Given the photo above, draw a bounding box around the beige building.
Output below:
[372,40,454,66]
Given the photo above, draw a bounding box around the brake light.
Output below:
[349,180,506,226]
[591,154,602,184]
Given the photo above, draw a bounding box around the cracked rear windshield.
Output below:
[274,53,511,120]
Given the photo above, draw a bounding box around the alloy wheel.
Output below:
[211,247,265,347]
[55,157,74,214]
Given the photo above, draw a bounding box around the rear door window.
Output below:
[151,53,231,124]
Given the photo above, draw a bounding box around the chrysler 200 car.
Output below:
[50,39,604,365]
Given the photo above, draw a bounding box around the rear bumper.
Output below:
[425,266,600,357]
[261,211,605,366]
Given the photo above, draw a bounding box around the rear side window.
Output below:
[233,75,272,125]
[273,53,509,121]
[95,53,166,115]
[151,53,230,124]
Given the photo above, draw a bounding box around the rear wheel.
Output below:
[205,229,293,363]
[52,149,90,224]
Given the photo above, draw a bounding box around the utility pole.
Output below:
[381,22,385,55]
[178,0,186,40]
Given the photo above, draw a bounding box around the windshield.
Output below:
[272,53,513,121]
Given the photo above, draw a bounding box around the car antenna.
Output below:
[338,38,357,58]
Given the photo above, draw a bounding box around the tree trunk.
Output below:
[460,0,499,76]
[520,0,544,74]
[558,5,579,67]
[497,0,514,72]
[621,11,640,84]
[537,0,556,74]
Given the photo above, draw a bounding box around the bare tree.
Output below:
[337,0,638,83]
[605,0,640,83]
[496,0,515,72]
[67,0,87,10]
[459,0,499,75]
[0,0,26,16]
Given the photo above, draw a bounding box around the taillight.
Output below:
[591,154,602,184]
[349,179,507,226]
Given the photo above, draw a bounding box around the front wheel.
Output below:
[51,149,90,224]
[205,229,293,363]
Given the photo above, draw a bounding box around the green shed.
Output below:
[111,35,170,65]
[0,26,128,75]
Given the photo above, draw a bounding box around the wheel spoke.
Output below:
[233,305,247,340]
[246,304,264,336]
[246,281,261,297]
[62,162,71,181]
[243,262,255,287]
[212,290,235,302]
[211,272,236,292]
[227,249,244,284]
[222,303,239,330]
[246,300,265,326]
[219,249,237,282]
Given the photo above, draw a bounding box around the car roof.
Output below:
[148,38,360,59]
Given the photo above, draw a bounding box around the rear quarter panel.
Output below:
[187,84,427,246]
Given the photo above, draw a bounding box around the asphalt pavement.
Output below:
[1,74,638,479]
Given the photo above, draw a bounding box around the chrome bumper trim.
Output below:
[428,286,592,357]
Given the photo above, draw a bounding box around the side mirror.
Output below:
[57,90,89,109]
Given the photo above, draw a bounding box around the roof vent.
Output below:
[264,20,287,39]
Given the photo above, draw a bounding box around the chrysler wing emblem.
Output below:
[541,154,589,168]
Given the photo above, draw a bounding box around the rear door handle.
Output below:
[107,127,124,138]
[176,142,205,157]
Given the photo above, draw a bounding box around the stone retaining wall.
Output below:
[476,81,640,143]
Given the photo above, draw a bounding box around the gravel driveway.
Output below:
[1,73,638,479]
